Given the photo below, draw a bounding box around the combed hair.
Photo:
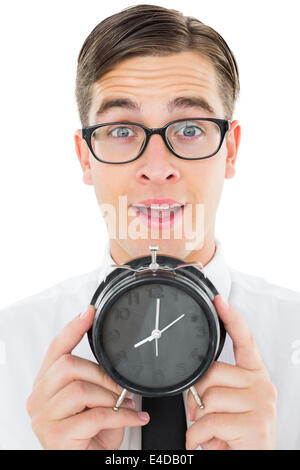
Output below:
[75,4,240,127]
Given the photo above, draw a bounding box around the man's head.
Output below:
[74,4,241,264]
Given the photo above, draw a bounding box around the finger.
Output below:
[201,438,229,450]
[213,295,264,370]
[29,355,131,415]
[92,427,124,450]
[45,381,135,421]
[187,361,253,421]
[34,305,96,385]
[57,405,150,441]
[192,386,257,422]
[186,412,247,450]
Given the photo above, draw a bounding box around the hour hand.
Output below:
[134,332,157,348]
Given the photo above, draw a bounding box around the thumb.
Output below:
[34,305,96,384]
[213,295,263,370]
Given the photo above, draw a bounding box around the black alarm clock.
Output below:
[87,246,226,411]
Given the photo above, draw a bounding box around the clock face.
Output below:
[95,279,216,395]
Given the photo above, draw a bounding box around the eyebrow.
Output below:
[95,96,216,120]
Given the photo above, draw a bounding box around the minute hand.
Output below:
[159,313,185,334]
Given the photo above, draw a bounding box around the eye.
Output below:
[169,120,207,141]
[108,126,135,138]
[175,123,203,138]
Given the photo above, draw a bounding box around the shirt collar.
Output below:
[201,237,232,303]
[99,237,232,303]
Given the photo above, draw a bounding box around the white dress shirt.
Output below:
[0,238,300,450]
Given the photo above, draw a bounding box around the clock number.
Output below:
[189,348,204,364]
[176,363,187,377]
[195,326,206,338]
[189,306,200,322]
[132,364,143,378]
[127,290,140,305]
[114,350,127,364]
[146,284,164,299]
[107,329,120,343]
[189,348,200,359]
[171,289,178,301]
[152,370,165,384]
[114,307,130,321]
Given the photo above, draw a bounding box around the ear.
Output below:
[224,120,241,179]
[74,129,93,185]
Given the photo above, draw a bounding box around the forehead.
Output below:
[89,51,224,123]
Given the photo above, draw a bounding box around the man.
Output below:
[0,4,300,450]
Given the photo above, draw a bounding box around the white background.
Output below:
[0,0,299,311]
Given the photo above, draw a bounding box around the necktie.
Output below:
[141,393,187,450]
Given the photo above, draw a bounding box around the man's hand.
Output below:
[26,306,150,450]
[186,295,277,450]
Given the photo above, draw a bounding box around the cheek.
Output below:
[190,158,225,228]
[191,157,225,199]
[90,160,122,204]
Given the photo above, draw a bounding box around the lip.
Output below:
[131,198,185,208]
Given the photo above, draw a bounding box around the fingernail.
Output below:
[219,295,229,310]
[79,306,92,319]
[138,411,150,421]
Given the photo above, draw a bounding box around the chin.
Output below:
[121,238,195,261]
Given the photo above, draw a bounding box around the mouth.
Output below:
[130,202,187,229]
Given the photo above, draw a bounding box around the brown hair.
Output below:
[75,4,240,127]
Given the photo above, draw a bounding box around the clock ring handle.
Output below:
[108,262,204,272]
[112,387,128,411]
[190,385,205,410]
[108,263,175,274]
[109,264,166,272]
[173,261,204,270]
[109,264,136,271]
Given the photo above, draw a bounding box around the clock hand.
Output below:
[155,298,160,330]
[155,298,160,357]
[134,313,185,349]
[134,331,159,348]
[159,313,185,334]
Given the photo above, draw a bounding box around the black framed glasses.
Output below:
[82,117,231,164]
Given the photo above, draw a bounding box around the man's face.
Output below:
[75,51,240,263]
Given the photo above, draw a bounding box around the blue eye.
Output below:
[109,127,135,138]
[176,124,203,138]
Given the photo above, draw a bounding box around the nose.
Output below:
[135,133,180,185]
